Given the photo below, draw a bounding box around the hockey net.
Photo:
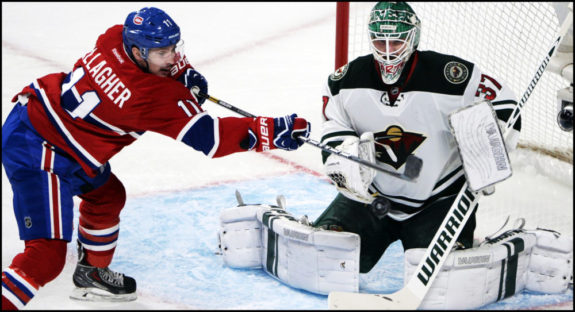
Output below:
[337,2,573,237]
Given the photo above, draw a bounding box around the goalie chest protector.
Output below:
[324,51,483,219]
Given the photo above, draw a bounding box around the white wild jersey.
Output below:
[321,51,520,221]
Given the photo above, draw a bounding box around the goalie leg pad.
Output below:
[218,205,267,268]
[218,203,361,295]
[257,207,360,295]
[525,229,573,293]
[404,230,537,310]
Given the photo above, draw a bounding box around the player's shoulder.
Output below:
[406,50,476,95]
[92,24,133,71]
[416,50,475,78]
[327,54,380,96]
[96,24,124,47]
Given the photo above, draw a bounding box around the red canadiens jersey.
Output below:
[18,25,252,177]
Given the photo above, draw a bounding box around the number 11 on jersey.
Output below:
[61,67,102,119]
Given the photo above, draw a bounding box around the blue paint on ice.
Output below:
[92,173,572,309]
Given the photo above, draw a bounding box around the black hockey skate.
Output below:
[70,240,137,302]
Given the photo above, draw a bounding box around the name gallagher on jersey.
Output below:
[81,47,132,108]
[416,188,477,285]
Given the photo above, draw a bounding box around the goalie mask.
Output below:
[368,2,421,84]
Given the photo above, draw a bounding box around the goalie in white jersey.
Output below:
[217,2,571,307]
[315,1,521,274]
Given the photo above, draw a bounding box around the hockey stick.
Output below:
[194,90,423,181]
[328,6,573,310]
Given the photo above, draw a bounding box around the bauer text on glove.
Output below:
[245,114,310,152]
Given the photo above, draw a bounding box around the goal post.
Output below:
[333,2,573,236]
[335,2,349,70]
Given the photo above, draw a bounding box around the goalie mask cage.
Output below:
[336,2,573,237]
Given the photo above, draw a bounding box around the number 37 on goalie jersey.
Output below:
[475,73,503,101]
[474,72,521,133]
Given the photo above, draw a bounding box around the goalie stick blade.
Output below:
[328,288,420,310]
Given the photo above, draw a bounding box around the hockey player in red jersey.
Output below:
[1,7,310,309]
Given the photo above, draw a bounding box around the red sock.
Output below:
[2,239,67,310]
[2,295,18,310]
[11,239,67,286]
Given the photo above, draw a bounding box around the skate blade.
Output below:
[70,287,137,302]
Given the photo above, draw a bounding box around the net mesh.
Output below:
[345,2,573,236]
[347,2,572,163]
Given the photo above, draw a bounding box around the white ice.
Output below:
[2,2,572,310]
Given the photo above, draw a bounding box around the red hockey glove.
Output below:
[247,114,310,152]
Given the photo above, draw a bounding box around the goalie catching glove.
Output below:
[246,114,310,152]
[324,132,377,203]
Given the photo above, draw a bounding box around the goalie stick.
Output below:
[194,89,423,181]
[328,6,573,310]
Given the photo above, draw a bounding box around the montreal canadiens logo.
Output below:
[444,61,469,84]
[133,16,143,25]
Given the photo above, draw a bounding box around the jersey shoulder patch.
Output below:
[406,51,475,95]
[330,63,349,81]
[327,54,380,96]
[443,61,470,84]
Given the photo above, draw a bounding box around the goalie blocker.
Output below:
[218,195,572,309]
[448,100,513,193]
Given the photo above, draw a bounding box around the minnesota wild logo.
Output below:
[330,64,349,81]
[444,61,469,84]
[373,125,426,169]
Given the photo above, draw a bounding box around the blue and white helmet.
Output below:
[123,7,181,60]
